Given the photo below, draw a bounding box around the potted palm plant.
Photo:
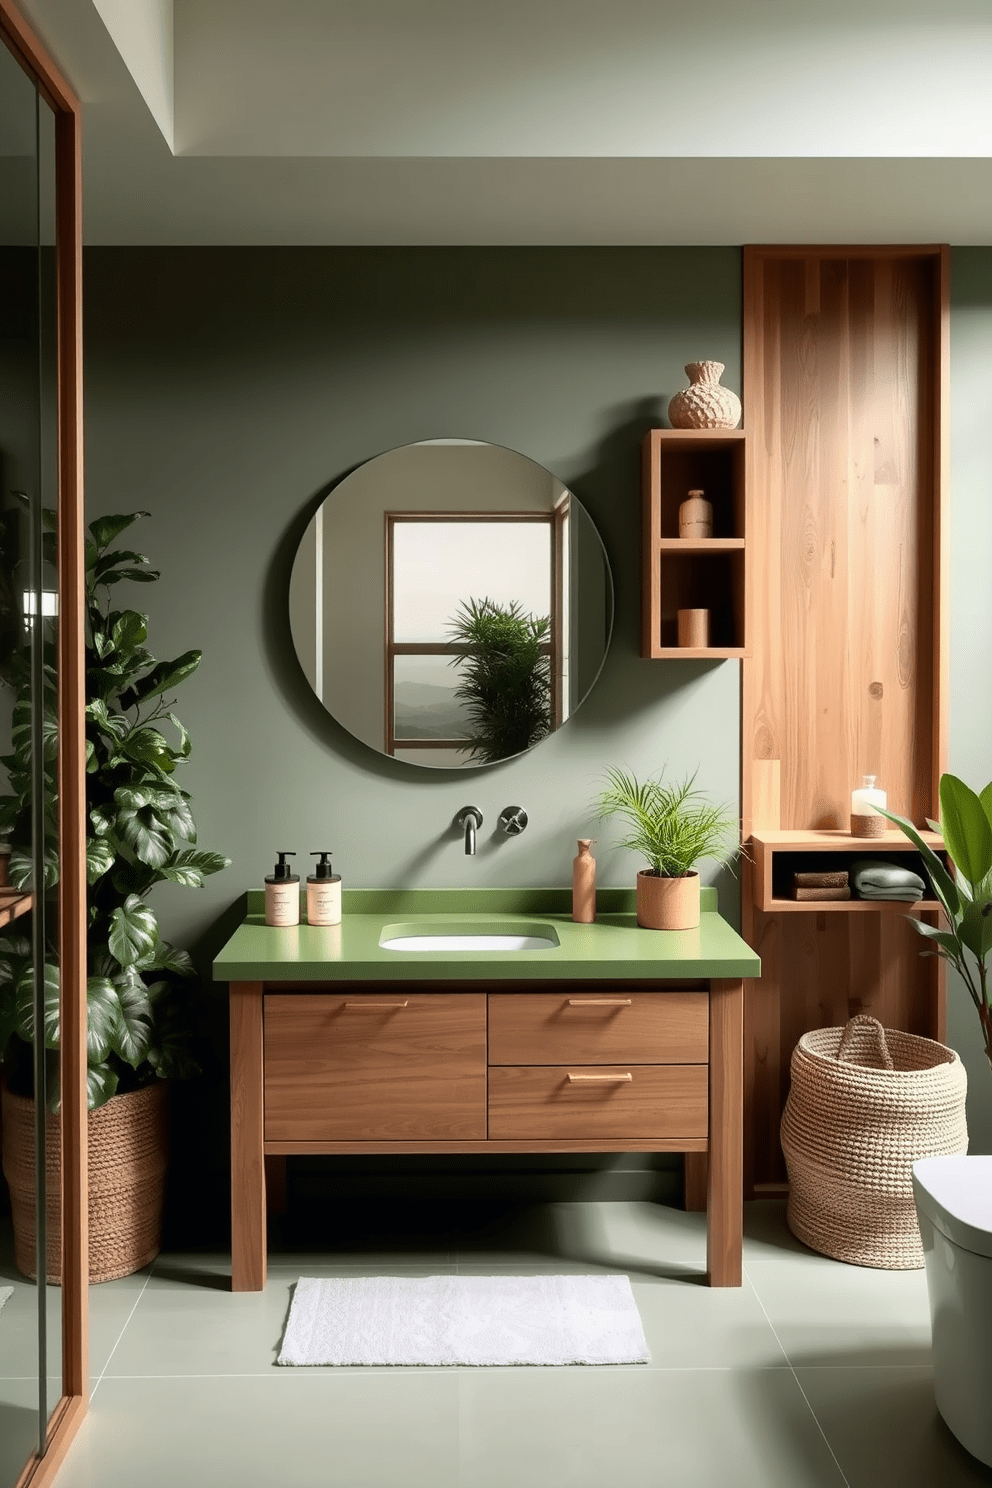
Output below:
[0,510,228,1281]
[596,767,737,930]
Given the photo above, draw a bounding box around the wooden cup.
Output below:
[677,608,710,648]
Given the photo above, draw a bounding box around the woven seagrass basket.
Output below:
[1,1079,168,1284]
[781,1014,967,1269]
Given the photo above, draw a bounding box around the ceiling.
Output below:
[17,0,992,244]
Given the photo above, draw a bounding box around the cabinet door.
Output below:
[488,990,708,1066]
[264,993,486,1141]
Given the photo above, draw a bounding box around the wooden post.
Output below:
[230,982,266,1291]
[707,978,743,1286]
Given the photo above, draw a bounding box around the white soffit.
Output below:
[173,0,992,160]
[13,0,992,243]
[91,0,173,151]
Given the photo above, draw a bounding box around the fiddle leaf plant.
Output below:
[880,773,992,1072]
[0,510,229,1110]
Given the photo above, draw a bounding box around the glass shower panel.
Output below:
[0,34,60,1479]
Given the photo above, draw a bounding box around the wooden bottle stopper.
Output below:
[679,489,713,539]
[677,608,710,648]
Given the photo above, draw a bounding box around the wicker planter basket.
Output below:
[1,1079,169,1284]
[780,1014,967,1270]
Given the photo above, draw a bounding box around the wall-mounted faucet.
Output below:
[456,806,483,855]
[498,806,528,836]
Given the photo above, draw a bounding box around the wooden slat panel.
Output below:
[742,246,946,1189]
[488,1065,707,1143]
[264,993,486,1141]
[487,990,708,1066]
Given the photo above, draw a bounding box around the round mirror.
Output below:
[289,440,614,769]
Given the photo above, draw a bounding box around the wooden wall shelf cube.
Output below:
[749,828,946,914]
[642,429,747,659]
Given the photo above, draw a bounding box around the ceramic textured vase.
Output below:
[636,869,700,930]
[668,361,742,430]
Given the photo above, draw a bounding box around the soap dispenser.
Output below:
[307,851,342,926]
[265,851,300,926]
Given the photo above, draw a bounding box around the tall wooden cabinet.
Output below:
[740,246,950,1190]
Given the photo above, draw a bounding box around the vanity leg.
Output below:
[230,980,267,1291]
[707,977,743,1286]
[683,1152,709,1212]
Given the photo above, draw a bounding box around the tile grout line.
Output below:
[743,1258,854,1488]
[88,1268,155,1402]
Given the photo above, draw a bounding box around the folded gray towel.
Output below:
[856,886,924,902]
[850,859,926,900]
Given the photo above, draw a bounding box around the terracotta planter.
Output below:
[636,869,700,930]
[1,1079,169,1284]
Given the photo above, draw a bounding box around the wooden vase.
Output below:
[667,361,742,430]
[636,869,700,930]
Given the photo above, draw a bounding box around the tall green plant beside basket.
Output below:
[880,773,992,1072]
[0,510,229,1111]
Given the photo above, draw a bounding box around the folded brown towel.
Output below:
[793,870,849,889]
[791,885,853,901]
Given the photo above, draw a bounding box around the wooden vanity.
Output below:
[215,889,759,1292]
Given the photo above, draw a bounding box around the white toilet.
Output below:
[913,1155,992,1466]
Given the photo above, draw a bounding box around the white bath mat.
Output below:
[278,1274,650,1367]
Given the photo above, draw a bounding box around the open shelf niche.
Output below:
[641,428,747,658]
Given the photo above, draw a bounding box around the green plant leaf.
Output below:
[159,848,230,888]
[86,698,130,741]
[110,610,149,656]
[159,795,197,843]
[876,806,960,919]
[980,782,992,835]
[118,650,201,712]
[958,898,992,962]
[14,961,60,1048]
[111,974,154,1067]
[167,712,192,760]
[99,566,160,586]
[94,549,151,580]
[108,895,158,969]
[136,941,194,977]
[121,807,173,869]
[940,774,992,890]
[85,977,122,1063]
[89,803,115,838]
[86,836,116,885]
[88,511,149,551]
[119,727,176,773]
[86,1064,119,1110]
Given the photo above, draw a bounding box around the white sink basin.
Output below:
[379,922,559,952]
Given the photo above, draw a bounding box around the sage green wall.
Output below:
[83,247,745,935]
[948,249,992,1154]
[83,247,743,1233]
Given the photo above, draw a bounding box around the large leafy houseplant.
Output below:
[881,773,992,1071]
[0,510,228,1109]
[448,597,552,764]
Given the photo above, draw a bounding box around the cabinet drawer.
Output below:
[488,991,708,1066]
[488,1065,708,1143]
[264,993,486,1142]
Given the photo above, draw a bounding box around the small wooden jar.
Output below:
[677,608,710,648]
[679,489,713,539]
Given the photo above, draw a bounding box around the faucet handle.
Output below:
[498,806,528,836]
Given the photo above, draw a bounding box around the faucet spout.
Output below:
[456,806,484,856]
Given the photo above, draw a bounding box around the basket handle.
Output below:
[837,1013,894,1071]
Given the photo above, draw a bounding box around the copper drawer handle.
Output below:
[344,1001,409,1009]
[567,998,632,1006]
[566,1072,633,1083]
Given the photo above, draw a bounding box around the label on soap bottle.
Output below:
[307,878,342,926]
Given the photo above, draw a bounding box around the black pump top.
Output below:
[266,851,299,884]
[308,851,336,881]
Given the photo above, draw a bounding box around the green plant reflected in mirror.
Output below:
[289,440,613,769]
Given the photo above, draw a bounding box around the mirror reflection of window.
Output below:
[386,515,560,763]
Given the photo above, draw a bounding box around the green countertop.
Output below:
[212,887,760,984]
